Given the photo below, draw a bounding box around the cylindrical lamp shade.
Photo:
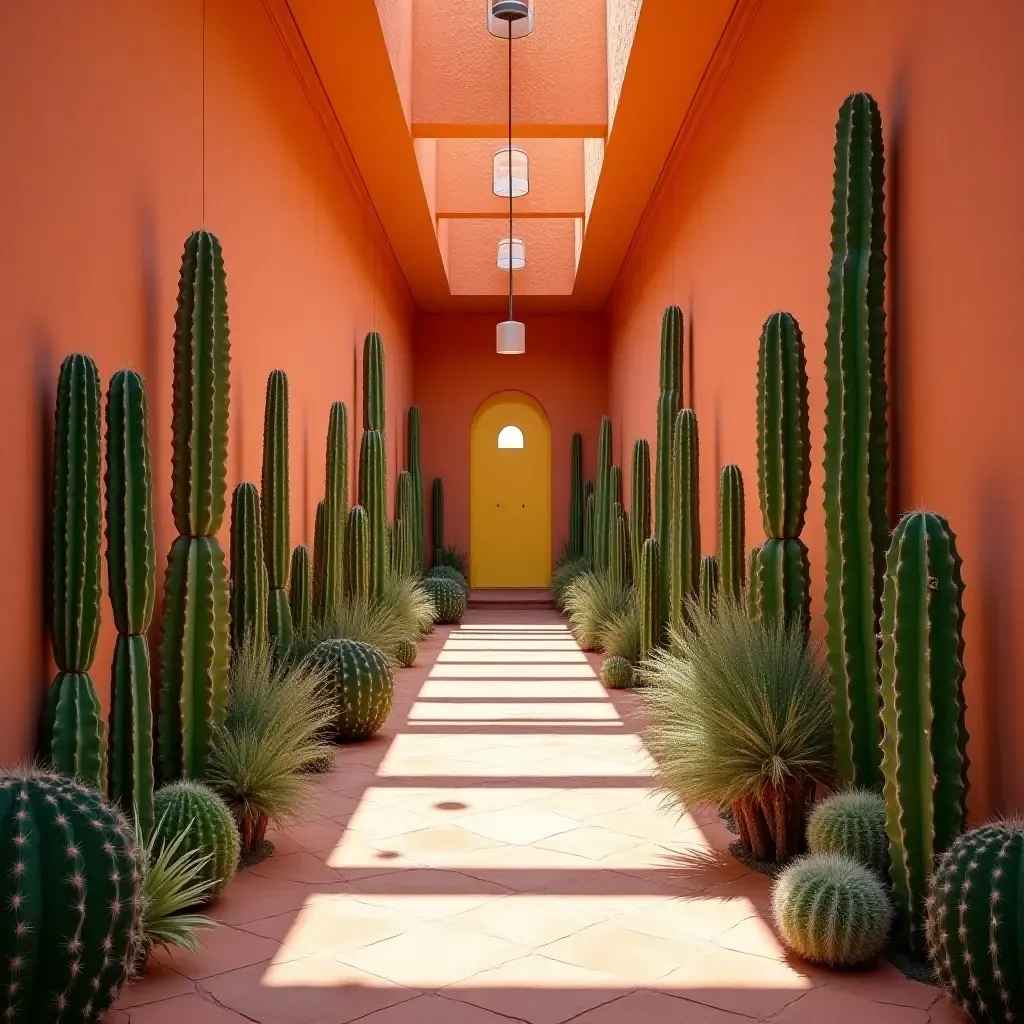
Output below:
[493,146,529,198]
[497,237,526,271]
[497,320,526,355]
[487,0,534,38]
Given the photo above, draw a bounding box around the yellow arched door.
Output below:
[470,391,551,589]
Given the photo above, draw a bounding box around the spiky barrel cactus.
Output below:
[601,656,633,689]
[630,438,651,574]
[289,545,313,637]
[153,781,239,900]
[407,406,425,572]
[669,409,700,633]
[746,546,762,620]
[583,492,595,569]
[229,483,267,651]
[427,565,469,595]
[926,818,1024,1022]
[319,401,348,621]
[261,370,293,656]
[0,770,142,1021]
[594,417,613,573]
[424,576,467,624]
[160,230,231,782]
[656,306,683,633]
[346,504,370,602]
[824,94,889,791]
[638,538,660,661]
[431,477,444,566]
[43,354,106,790]
[569,432,584,559]
[395,639,417,668]
[699,554,719,617]
[359,429,387,599]
[808,789,888,874]
[772,853,892,967]
[309,639,394,742]
[718,465,745,604]
[880,511,969,951]
[104,369,156,837]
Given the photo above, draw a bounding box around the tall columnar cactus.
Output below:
[392,518,414,578]
[104,369,155,835]
[639,538,660,661]
[699,554,719,617]
[43,353,106,790]
[432,477,444,565]
[0,770,142,1021]
[346,505,371,602]
[630,438,651,574]
[594,416,613,573]
[229,483,267,650]
[569,432,584,558]
[823,93,889,790]
[583,492,596,570]
[746,546,762,620]
[320,401,348,621]
[289,545,313,636]
[359,429,387,598]
[160,229,231,783]
[656,306,683,632]
[608,505,630,590]
[756,539,811,632]
[610,465,622,509]
[718,464,746,605]
[669,409,700,632]
[312,499,326,616]
[363,331,386,432]
[407,406,424,571]
[261,370,293,656]
[395,470,414,525]
[879,511,969,952]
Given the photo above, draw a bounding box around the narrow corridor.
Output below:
[115,611,950,1024]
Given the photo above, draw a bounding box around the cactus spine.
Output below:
[879,511,969,951]
[594,417,613,573]
[569,432,584,558]
[639,538,660,661]
[630,438,651,573]
[359,430,387,598]
[319,401,348,621]
[159,229,231,782]
[432,477,444,566]
[718,464,745,605]
[229,483,267,650]
[289,545,313,636]
[43,353,106,789]
[656,306,683,635]
[407,406,424,571]
[699,554,719,617]
[346,505,370,602]
[669,409,700,633]
[103,369,155,834]
[261,370,292,656]
[823,93,889,790]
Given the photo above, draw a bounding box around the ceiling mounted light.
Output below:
[497,237,526,271]
[487,0,534,38]
[493,145,529,198]
[496,319,526,355]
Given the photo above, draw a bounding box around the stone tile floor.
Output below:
[114,609,961,1024]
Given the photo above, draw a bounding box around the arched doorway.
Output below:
[470,391,551,589]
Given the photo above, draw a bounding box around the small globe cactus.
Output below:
[425,564,469,595]
[395,638,417,668]
[601,656,633,689]
[423,576,467,624]
[807,789,889,874]
[772,853,892,967]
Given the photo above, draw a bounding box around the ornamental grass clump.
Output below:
[602,597,641,664]
[552,551,590,610]
[642,601,835,863]
[564,571,632,651]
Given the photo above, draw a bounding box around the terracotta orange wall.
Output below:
[608,0,1024,818]
[414,314,607,564]
[0,0,414,764]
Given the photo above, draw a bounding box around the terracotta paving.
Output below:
[114,609,958,1024]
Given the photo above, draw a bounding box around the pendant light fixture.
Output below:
[489,1,533,355]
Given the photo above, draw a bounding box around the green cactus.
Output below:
[610,464,622,508]
[346,505,370,602]
[607,505,630,590]
[424,576,467,624]
[824,93,890,791]
[669,409,700,633]
[363,331,386,432]
[104,369,156,836]
[656,306,683,634]
[755,538,810,632]
[309,639,394,742]
[395,638,417,668]
[594,416,613,573]
[746,546,762,620]
[601,655,633,689]
[569,432,584,558]
[426,565,469,595]
[407,406,424,571]
[229,482,268,651]
[44,354,106,789]
[396,470,414,524]
[639,537,660,661]
[0,770,141,1021]
[432,477,444,566]
[312,499,326,616]
[629,438,651,576]
[926,818,1024,1021]
[807,789,888,875]
[160,230,231,782]
[359,429,387,598]
[772,853,892,967]
[584,480,594,504]
[879,511,969,951]
[153,781,240,900]
[392,517,415,578]
[320,401,348,621]
[261,370,293,657]
[289,545,313,637]
[699,554,719,617]
[583,492,596,570]
[718,464,745,605]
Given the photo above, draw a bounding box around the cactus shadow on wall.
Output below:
[34,339,56,728]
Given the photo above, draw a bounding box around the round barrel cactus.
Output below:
[425,565,469,595]
[0,770,142,1022]
[423,576,466,624]
[153,781,240,901]
[601,656,633,689]
[395,639,417,668]
[772,853,891,967]
[309,639,394,742]
[807,789,888,874]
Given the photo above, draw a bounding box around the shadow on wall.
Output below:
[887,70,908,521]
[33,338,56,733]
